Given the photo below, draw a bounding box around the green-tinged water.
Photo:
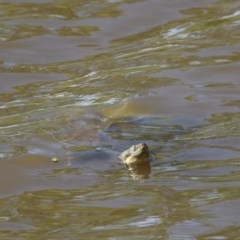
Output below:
[1,0,240,239]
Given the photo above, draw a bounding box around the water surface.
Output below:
[1,0,240,239]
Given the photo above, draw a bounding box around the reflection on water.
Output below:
[126,162,151,180]
[1,0,240,239]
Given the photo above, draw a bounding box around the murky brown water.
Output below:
[1,0,240,239]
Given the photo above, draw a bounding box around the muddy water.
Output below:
[1,0,240,239]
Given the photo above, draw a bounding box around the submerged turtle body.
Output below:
[119,143,151,165]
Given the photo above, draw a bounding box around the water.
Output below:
[1,0,240,239]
